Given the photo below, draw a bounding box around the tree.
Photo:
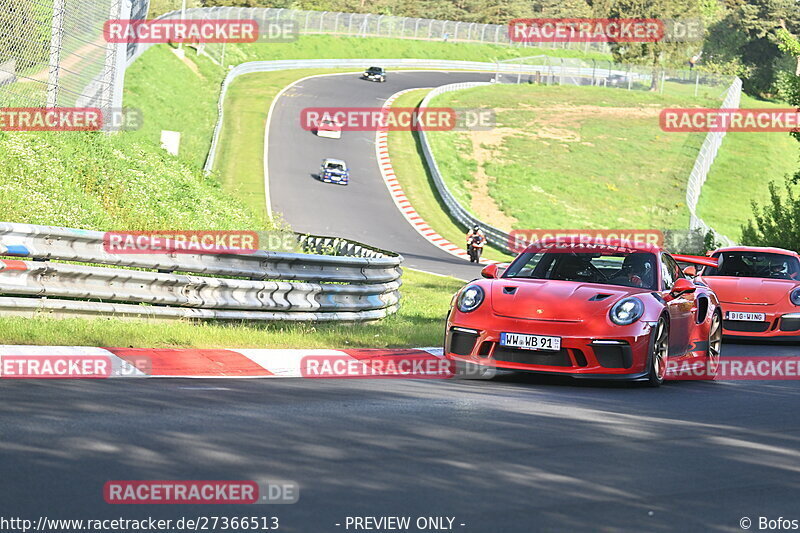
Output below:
[741,177,800,250]
[775,28,800,144]
[600,0,703,91]
[703,0,799,95]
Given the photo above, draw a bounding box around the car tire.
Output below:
[645,316,669,387]
[702,310,723,380]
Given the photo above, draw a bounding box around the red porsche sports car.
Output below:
[445,239,722,386]
[692,246,800,340]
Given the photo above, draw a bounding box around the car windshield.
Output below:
[704,251,800,279]
[367,67,383,72]
[325,163,345,171]
[503,248,659,290]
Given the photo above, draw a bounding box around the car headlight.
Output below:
[791,288,800,306]
[457,285,484,313]
[609,297,644,325]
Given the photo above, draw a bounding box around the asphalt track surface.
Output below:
[268,71,501,280]
[3,344,800,533]
[3,71,800,532]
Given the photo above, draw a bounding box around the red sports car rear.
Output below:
[695,247,800,339]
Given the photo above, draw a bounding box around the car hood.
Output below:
[324,169,347,175]
[490,279,640,321]
[700,276,797,305]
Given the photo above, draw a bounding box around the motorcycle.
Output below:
[467,235,485,263]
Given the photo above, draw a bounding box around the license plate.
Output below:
[726,311,765,322]
[500,332,561,351]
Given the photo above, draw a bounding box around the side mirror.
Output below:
[481,263,499,279]
[670,278,696,298]
[683,265,697,277]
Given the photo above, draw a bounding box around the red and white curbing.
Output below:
[0,345,445,378]
[375,90,495,265]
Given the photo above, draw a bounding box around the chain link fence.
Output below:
[494,55,734,99]
[0,0,147,118]
[147,7,610,67]
[685,77,742,247]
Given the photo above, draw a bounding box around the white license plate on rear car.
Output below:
[500,332,561,352]
[726,311,766,322]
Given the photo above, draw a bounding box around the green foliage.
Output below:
[703,230,719,253]
[602,0,703,81]
[741,177,800,251]
[703,0,799,96]
[0,129,273,231]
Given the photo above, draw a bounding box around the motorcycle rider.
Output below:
[466,224,486,263]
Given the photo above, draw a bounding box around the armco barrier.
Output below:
[0,223,402,322]
[201,58,593,174]
[197,58,738,251]
[416,81,512,252]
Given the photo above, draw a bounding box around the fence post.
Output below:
[46,0,66,107]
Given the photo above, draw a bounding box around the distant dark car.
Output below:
[362,66,386,82]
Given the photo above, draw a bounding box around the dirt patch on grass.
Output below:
[179,53,205,79]
[466,129,519,231]
[459,104,663,230]
[492,104,662,143]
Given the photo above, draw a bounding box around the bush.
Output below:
[741,177,800,251]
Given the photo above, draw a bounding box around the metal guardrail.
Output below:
[201,58,645,174]
[0,223,402,322]
[203,58,564,173]
[417,81,512,252]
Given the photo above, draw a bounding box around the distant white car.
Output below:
[316,118,342,139]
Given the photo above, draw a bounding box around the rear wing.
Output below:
[673,254,719,269]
